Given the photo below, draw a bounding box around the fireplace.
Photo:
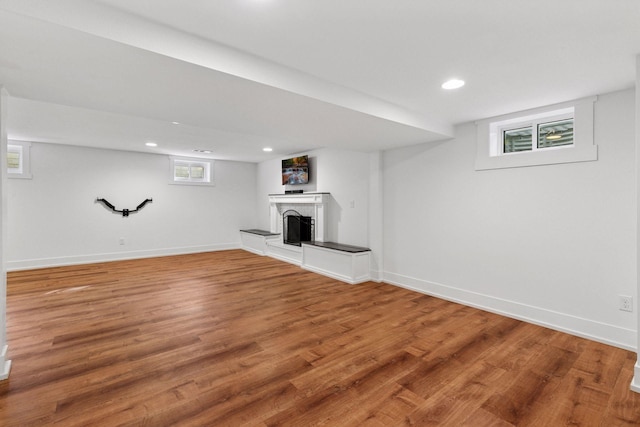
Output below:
[283,210,314,246]
[268,193,329,243]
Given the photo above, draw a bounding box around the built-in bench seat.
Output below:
[239,229,280,255]
[240,230,372,284]
[301,241,370,284]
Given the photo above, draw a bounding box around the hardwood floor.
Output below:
[1,250,639,426]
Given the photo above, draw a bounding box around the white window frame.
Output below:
[475,96,597,170]
[7,141,32,179]
[169,156,214,186]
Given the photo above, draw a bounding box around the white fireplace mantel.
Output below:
[269,193,330,242]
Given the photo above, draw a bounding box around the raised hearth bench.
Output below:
[239,230,371,284]
[239,229,280,256]
[301,242,371,285]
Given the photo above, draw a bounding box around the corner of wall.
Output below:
[632,53,640,392]
[0,86,11,380]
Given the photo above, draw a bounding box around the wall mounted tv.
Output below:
[282,155,309,185]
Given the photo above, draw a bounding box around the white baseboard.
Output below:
[241,246,267,257]
[631,362,640,393]
[383,271,636,351]
[0,345,11,380]
[301,264,369,285]
[369,269,383,283]
[7,243,241,271]
[265,241,302,266]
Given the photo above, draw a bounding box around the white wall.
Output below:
[383,89,637,350]
[256,148,372,247]
[7,143,257,269]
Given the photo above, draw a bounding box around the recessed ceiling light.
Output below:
[441,79,465,90]
[145,142,158,147]
[263,147,273,152]
[171,121,180,125]
[193,149,212,154]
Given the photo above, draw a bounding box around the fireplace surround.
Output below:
[268,193,329,242]
[241,192,371,284]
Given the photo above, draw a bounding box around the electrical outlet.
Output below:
[619,295,633,312]
[119,237,125,245]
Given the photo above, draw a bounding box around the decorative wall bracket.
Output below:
[96,198,153,217]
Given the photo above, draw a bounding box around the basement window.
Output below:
[500,114,574,154]
[169,156,214,186]
[7,141,32,179]
[475,96,597,170]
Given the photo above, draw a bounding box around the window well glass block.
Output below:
[174,165,190,178]
[7,151,20,169]
[190,166,205,179]
[503,127,532,153]
[538,119,574,149]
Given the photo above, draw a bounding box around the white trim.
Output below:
[6,243,239,271]
[264,240,303,266]
[301,243,371,285]
[0,345,11,380]
[241,245,267,257]
[475,96,597,170]
[632,363,640,393]
[268,193,329,205]
[302,263,368,285]
[169,156,215,186]
[383,270,636,351]
[239,230,280,256]
[369,269,383,283]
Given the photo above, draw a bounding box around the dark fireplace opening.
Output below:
[283,210,314,246]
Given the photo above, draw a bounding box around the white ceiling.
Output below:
[1,0,639,162]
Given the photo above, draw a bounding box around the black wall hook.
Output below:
[96,198,153,217]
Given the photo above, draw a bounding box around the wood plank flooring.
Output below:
[0,249,639,426]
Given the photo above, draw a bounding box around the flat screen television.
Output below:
[282,155,309,185]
